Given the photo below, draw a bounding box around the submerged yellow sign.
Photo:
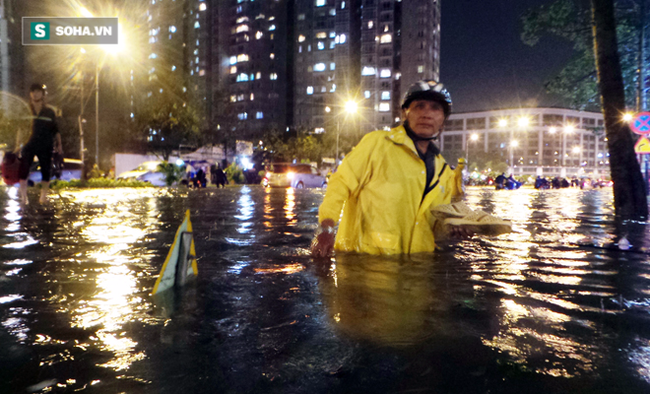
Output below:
[635,136,650,154]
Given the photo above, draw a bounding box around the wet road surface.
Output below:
[1,185,650,393]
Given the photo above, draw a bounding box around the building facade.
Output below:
[442,108,610,179]
[293,0,441,136]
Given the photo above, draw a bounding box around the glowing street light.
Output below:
[333,100,359,163]
[517,116,530,128]
[623,112,634,122]
[498,118,508,128]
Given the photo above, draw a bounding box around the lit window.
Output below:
[298,14,305,20]
[269,25,276,31]
[316,0,326,7]
[256,112,264,119]
[368,21,374,29]
[341,1,346,9]
[237,94,244,101]
[250,73,254,80]
[364,91,371,98]
[340,34,346,44]
[171,65,176,71]
[330,84,336,92]
[256,72,261,79]
[381,91,390,100]
[330,41,335,49]
[230,95,237,102]
[380,34,392,43]
[230,66,237,74]
[194,21,200,28]
[361,66,376,76]
[236,16,249,23]
[237,54,249,62]
[199,3,206,11]
[318,42,325,50]
[236,24,249,33]
[329,9,336,16]
[270,73,278,80]
[236,73,249,82]
[307,86,314,94]
[270,53,275,59]
[314,63,326,72]
[230,56,237,65]
[169,26,176,33]
[148,53,158,59]
[238,112,248,120]
[298,35,306,42]
[379,103,390,112]
[316,32,327,39]
[250,93,254,100]
[329,31,336,38]
[330,62,335,70]
[417,65,424,73]
[380,69,391,78]
[256,31,263,39]
[299,46,302,53]
[237,5,242,12]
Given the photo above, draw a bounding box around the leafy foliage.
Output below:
[225,162,245,184]
[521,0,648,110]
[50,178,154,189]
[157,161,185,186]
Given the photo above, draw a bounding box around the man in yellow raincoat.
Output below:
[311,80,469,256]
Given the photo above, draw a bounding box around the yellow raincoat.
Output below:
[319,125,463,254]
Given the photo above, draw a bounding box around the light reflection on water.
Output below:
[1,186,650,393]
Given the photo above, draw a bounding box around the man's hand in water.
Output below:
[311,219,336,258]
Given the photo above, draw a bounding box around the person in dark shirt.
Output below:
[18,83,63,204]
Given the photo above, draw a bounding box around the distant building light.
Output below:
[199,3,206,11]
[316,0,326,7]
[362,66,376,76]
[379,103,390,112]
[307,86,314,95]
[314,63,326,72]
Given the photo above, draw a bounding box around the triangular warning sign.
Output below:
[635,136,650,154]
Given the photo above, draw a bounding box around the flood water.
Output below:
[1,185,650,393]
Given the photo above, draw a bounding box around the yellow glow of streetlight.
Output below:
[564,125,575,133]
[517,117,530,128]
[325,106,331,113]
[511,140,519,148]
[470,133,479,141]
[572,146,581,154]
[498,118,508,128]
[549,127,557,134]
[344,100,358,114]
[623,112,634,122]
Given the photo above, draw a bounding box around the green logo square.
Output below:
[30,22,50,40]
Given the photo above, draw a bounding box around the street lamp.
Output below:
[329,100,358,164]
[467,132,479,161]
[79,6,126,167]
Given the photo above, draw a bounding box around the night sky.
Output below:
[440,0,577,113]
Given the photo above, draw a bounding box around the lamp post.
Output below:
[467,132,479,161]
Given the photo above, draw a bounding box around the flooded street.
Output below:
[2,185,650,393]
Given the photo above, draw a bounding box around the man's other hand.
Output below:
[311,219,336,258]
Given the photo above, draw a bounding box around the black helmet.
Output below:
[29,83,46,93]
[401,80,452,117]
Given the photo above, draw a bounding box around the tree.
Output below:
[591,0,648,218]
[522,0,648,111]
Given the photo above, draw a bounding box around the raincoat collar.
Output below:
[386,124,441,157]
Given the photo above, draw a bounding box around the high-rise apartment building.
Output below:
[293,0,441,136]
[145,0,208,137]
[217,0,290,141]
[0,0,22,97]
[145,0,441,149]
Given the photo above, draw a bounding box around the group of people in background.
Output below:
[186,163,227,189]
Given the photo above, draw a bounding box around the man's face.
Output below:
[30,90,44,103]
[403,99,446,138]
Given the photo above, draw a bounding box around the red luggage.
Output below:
[1,152,21,185]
